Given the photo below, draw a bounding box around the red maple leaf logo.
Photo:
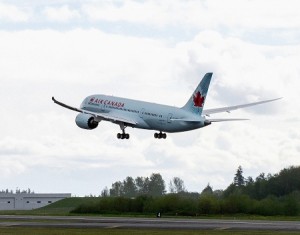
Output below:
[193,91,205,107]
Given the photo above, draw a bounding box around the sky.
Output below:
[0,0,299,196]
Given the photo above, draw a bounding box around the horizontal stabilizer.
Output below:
[203,97,282,116]
[207,118,249,122]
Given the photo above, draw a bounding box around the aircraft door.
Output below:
[140,108,145,119]
[167,113,173,123]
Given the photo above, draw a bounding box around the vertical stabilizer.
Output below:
[182,73,212,115]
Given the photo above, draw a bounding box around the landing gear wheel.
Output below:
[117,133,130,139]
[154,132,167,139]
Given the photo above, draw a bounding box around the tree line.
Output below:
[101,173,185,198]
[72,166,300,216]
[227,165,300,199]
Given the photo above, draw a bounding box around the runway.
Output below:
[0,215,300,231]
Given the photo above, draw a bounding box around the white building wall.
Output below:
[0,197,15,210]
[0,193,71,210]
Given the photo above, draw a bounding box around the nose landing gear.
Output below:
[154,132,167,139]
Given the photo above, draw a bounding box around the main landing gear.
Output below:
[154,131,167,139]
[117,123,130,139]
[117,133,130,139]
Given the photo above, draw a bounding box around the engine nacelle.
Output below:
[75,113,99,130]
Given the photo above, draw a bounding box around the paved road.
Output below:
[0,215,300,231]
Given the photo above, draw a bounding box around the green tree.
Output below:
[222,193,253,214]
[254,173,268,199]
[148,173,166,196]
[234,165,245,187]
[135,176,150,195]
[169,177,186,193]
[101,186,109,197]
[284,194,299,216]
[123,176,137,198]
[110,181,123,197]
[245,176,254,185]
[213,189,223,199]
[198,194,219,214]
[276,166,300,196]
[201,183,213,195]
[253,195,283,216]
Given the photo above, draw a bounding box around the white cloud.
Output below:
[0,2,30,22]
[43,5,80,22]
[2,1,300,45]
[82,0,300,30]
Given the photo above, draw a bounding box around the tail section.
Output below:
[182,73,212,115]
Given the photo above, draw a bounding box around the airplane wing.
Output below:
[95,110,138,126]
[52,97,137,126]
[203,97,282,116]
[52,97,82,113]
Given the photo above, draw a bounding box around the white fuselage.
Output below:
[80,95,207,133]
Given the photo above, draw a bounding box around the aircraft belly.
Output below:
[135,118,151,130]
[164,121,203,133]
[136,118,162,130]
[143,119,204,133]
[138,110,205,132]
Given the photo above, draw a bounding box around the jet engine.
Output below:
[75,113,99,130]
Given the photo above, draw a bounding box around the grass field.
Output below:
[0,197,85,216]
[0,228,300,235]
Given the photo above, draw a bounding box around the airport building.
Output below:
[0,192,71,210]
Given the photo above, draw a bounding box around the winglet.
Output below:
[52,96,82,113]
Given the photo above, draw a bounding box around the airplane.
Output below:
[52,73,280,139]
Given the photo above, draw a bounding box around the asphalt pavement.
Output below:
[0,215,300,231]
